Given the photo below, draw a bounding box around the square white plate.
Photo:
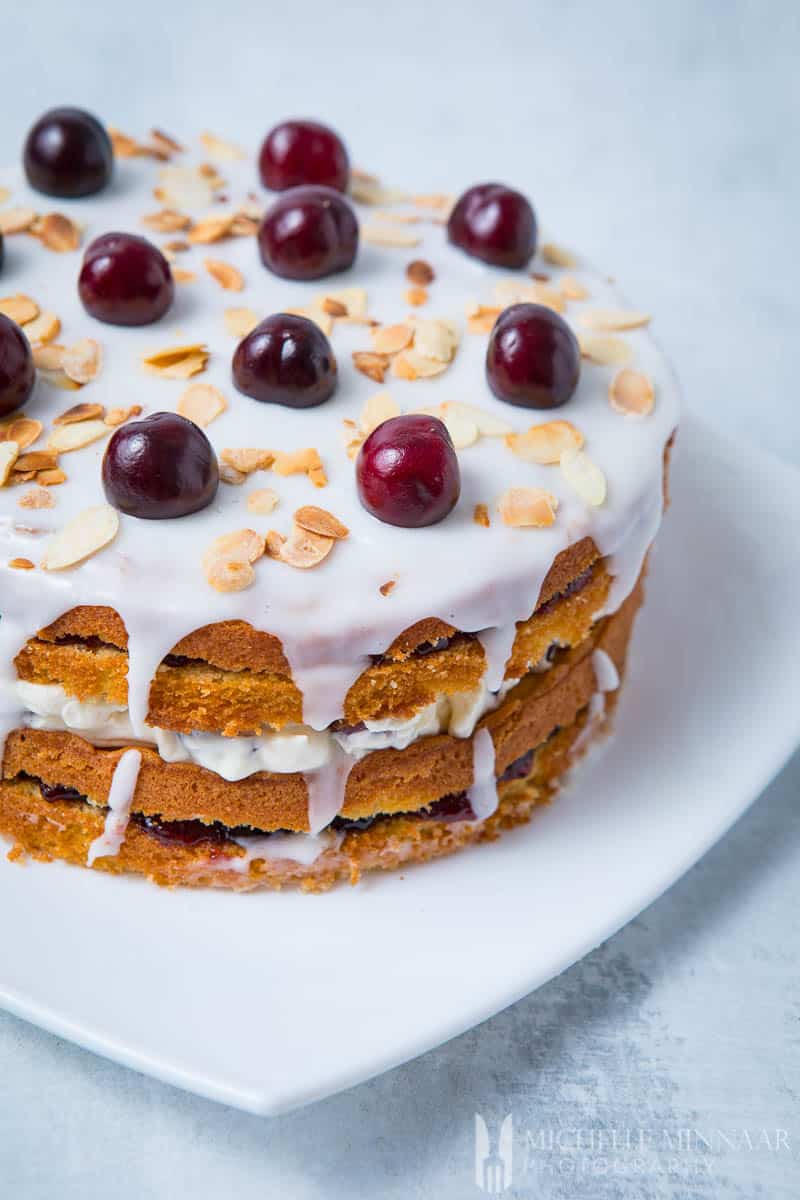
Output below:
[1,413,798,1116]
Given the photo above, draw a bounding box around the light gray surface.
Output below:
[0,0,798,1195]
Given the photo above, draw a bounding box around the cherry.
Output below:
[447,183,537,268]
[232,313,337,408]
[23,107,113,198]
[486,303,580,409]
[78,233,174,326]
[102,413,219,519]
[356,415,460,528]
[259,119,349,193]
[0,313,35,418]
[258,186,358,281]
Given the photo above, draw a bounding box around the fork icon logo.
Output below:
[474,1112,513,1193]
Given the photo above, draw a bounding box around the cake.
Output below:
[0,111,679,891]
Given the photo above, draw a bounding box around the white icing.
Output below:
[572,649,621,757]
[467,727,498,820]
[0,147,679,778]
[592,648,620,693]
[153,727,331,780]
[86,748,141,865]
[218,829,340,872]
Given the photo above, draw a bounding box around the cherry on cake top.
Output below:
[447,183,537,268]
[258,186,358,281]
[23,107,113,198]
[78,233,174,326]
[259,120,350,193]
[0,313,35,418]
[486,303,580,409]
[102,412,219,520]
[356,414,461,528]
[233,313,338,408]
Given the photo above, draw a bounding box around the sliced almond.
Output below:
[224,306,260,338]
[202,528,264,573]
[36,212,81,252]
[360,390,400,435]
[1,418,42,449]
[157,165,216,211]
[405,287,428,307]
[284,305,334,337]
[578,333,634,366]
[438,402,512,438]
[23,310,60,345]
[406,259,435,286]
[269,524,335,570]
[494,279,537,308]
[9,557,34,570]
[579,309,651,332]
[609,368,655,417]
[294,505,349,540]
[172,268,197,284]
[272,448,327,487]
[371,323,413,355]
[32,343,66,370]
[54,402,106,426]
[205,559,255,593]
[349,170,407,206]
[38,368,81,392]
[36,468,67,486]
[560,275,588,301]
[412,193,455,212]
[466,303,502,335]
[220,463,247,486]
[142,209,192,233]
[14,451,58,472]
[379,579,397,596]
[353,351,391,383]
[412,401,479,448]
[0,208,37,235]
[0,441,19,485]
[177,382,227,427]
[497,487,559,528]
[363,224,421,249]
[142,343,209,378]
[186,215,234,245]
[246,488,279,516]
[200,131,245,161]
[221,447,274,475]
[560,447,607,506]
[391,349,449,380]
[42,505,119,570]
[204,257,244,291]
[322,297,348,317]
[47,420,109,454]
[542,242,577,268]
[109,128,140,157]
[104,406,142,428]
[0,295,39,325]
[317,287,368,319]
[473,503,490,528]
[18,486,54,510]
[506,420,584,464]
[409,317,459,362]
[62,338,102,384]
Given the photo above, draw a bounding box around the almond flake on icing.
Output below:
[224,307,260,338]
[0,441,19,486]
[497,487,559,528]
[18,486,54,510]
[560,447,607,507]
[35,212,82,253]
[466,303,502,334]
[542,242,578,268]
[36,468,67,486]
[412,193,455,212]
[55,402,106,426]
[363,224,421,249]
[202,528,264,572]
[609,368,655,417]
[38,368,82,392]
[9,557,34,570]
[506,420,584,465]
[294,506,349,540]
[186,216,234,245]
[579,309,651,332]
[360,390,400,435]
[316,287,367,318]
[405,287,428,306]
[23,310,61,345]
[321,297,347,316]
[205,558,255,593]
[14,450,58,472]
[142,343,209,378]
[177,382,227,427]
[199,131,246,161]
[47,420,109,454]
[560,275,588,301]
[473,503,490,528]
[349,169,407,207]
[370,323,413,355]
[246,488,279,515]
[32,344,66,370]
[353,351,391,383]
[220,463,247,486]
[379,579,397,596]
[285,305,334,337]
[42,505,119,570]
[0,208,37,235]
[0,418,42,448]
[267,524,335,570]
[172,268,197,283]
[204,258,244,291]
[409,317,459,362]
[494,277,565,314]
[578,333,633,366]
[0,294,39,325]
[221,448,274,474]
[391,349,449,380]
[142,209,191,233]
[62,338,102,384]
[156,165,217,211]
[272,448,327,487]
[104,406,142,428]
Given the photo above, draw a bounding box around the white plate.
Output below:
[1,414,798,1115]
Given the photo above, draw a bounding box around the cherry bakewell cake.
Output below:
[0,112,679,891]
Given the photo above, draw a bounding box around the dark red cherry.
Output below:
[486,303,580,409]
[258,186,358,281]
[0,313,35,418]
[232,313,337,408]
[102,413,219,519]
[259,119,349,193]
[356,415,460,528]
[447,183,537,268]
[78,233,174,326]
[23,107,113,198]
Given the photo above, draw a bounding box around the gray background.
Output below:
[1,0,798,1195]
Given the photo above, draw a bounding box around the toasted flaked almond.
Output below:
[473,503,490,528]
[221,447,274,474]
[321,297,348,317]
[466,304,502,335]
[409,317,459,362]
[177,382,227,427]
[62,338,102,384]
[109,128,140,157]
[530,280,567,314]
[412,193,455,212]
[542,242,577,268]
[360,390,400,435]
[205,559,255,593]
[230,213,260,237]
[497,487,559,528]
[560,275,588,301]
[578,333,633,366]
[142,343,209,378]
[391,349,449,381]
[9,557,34,570]
[353,351,391,383]
[506,419,584,464]
[579,309,651,332]
[494,279,537,308]
[148,128,183,156]
[54,402,106,426]
[406,259,435,286]
[204,257,244,291]
[224,307,260,338]
[172,268,197,283]
[8,470,35,484]
[32,343,66,370]
[405,287,428,307]
[271,524,335,569]
[164,239,190,253]
[47,420,109,454]
[413,401,478,448]
[371,323,413,355]
[142,208,192,233]
[200,131,245,161]
[560,447,607,506]
[363,224,421,249]
[0,208,37,235]
[14,451,58,472]
[186,215,234,245]
[294,505,349,540]
[0,294,38,325]
[284,305,334,337]
[157,165,216,211]
[104,405,142,428]
[202,528,264,574]
[379,579,397,596]
[18,486,54,510]
[42,505,119,570]
[36,468,67,486]
[318,287,367,319]
[23,310,60,345]
[36,212,81,252]
[349,170,407,206]
[440,401,512,438]
[220,463,247,486]
[246,487,279,515]
[272,448,327,487]
[609,368,655,417]
[38,368,81,392]
[1,418,42,449]
[0,441,19,485]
